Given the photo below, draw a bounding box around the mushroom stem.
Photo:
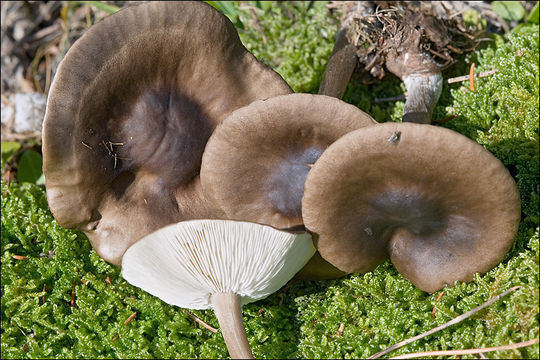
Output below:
[212,292,254,359]
[402,72,443,124]
[318,27,358,99]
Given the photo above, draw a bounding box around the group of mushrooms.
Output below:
[41,2,521,359]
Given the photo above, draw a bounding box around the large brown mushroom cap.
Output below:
[302,122,521,292]
[42,1,291,265]
[200,93,377,230]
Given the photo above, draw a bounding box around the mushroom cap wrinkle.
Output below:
[121,219,316,310]
[42,1,291,265]
[302,122,521,292]
[201,93,377,230]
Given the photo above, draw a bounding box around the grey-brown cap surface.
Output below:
[42,1,291,265]
[200,93,377,230]
[302,122,521,292]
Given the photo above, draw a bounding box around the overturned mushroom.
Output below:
[302,122,521,292]
[121,219,315,359]
[42,1,291,265]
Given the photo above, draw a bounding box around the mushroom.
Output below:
[318,27,358,99]
[200,93,376,279]
[320,2,487,123]
[302,122,521,292]
[42,1,291,265]
[121,219,315,359]
[200,93,377,229]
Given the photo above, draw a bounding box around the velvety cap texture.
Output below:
[42,1,291,265]
[302,122,521,292]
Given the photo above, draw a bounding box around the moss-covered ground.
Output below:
[1,2,538,359]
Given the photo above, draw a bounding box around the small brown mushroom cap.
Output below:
[302,122,521,292]
[200,93,377,230]
[42,1,291,265]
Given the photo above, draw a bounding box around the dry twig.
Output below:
[183,309,218,333]
[469,62,475,91]
[447,69,498,84]
[124,311,137,325]
[391,338,539,359]
[71,282,76,307]
[241,4,267,44]
[431,290,445,319]
[374,93,406,103]
[368,286,521,359]
[336,322,345,337]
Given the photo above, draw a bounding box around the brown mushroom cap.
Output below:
[42,1,291,265]
[302,122,521,292]
[200,93,377,230]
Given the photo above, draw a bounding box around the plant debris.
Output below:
[392,338,539,359]
[336,322,345,337]
[368,286,521,359]
[321,1,536,123]
[0,1,133,142]
[183,309,219,333]
[328,1,485,83]
[124,311,137,325]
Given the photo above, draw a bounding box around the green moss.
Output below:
[2,181,536,359]
[1,181,215,359]
[235,1,337,93]
[295,229,539,359]
[2,5,539,360]
[234,0,409,122]
[446,24,539,225]
[342,76,407,123]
